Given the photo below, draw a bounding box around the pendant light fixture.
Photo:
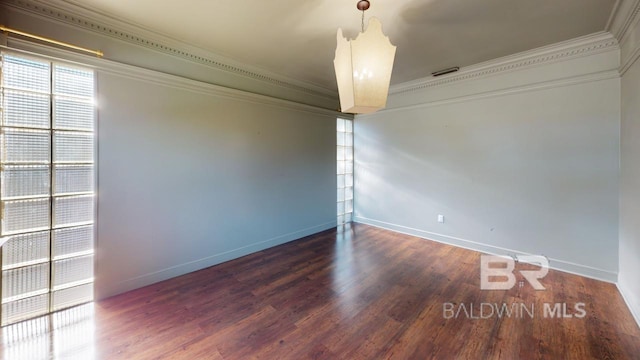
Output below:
[334,0,396,114]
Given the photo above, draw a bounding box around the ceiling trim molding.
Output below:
[620,42,640,75]
[1,0,338,101]
[1,39,351,120]
[607,0,640,41]
[613,0,640,74]
[389,32,619,96]
[369,70,619,116]
[605,0,623,33]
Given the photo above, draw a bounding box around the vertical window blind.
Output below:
[0,53,96,326]
[337,118,354,225]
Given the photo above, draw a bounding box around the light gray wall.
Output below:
[94,71,337,298]
[355,44,621,280]
[619,18,640,324]
[0,1,341,300]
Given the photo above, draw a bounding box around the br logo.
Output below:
[480,255,549,290]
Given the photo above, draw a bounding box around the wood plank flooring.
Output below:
[1,223,639,359]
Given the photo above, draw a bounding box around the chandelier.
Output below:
[334,0,396,114]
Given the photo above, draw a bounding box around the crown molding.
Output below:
[371,70,620,116]
[607,0,640,41]
[611,0,640,75]
[1,0,338,101]
[621,44,640,75]
[1,39,351,120]
[390,32,619,96]
[605,0,623,33]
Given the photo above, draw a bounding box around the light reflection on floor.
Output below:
[1,303,96,360]
[333,223,360,317]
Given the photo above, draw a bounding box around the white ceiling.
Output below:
[62,0,616,91]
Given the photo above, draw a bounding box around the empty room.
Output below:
[0,0,639,358]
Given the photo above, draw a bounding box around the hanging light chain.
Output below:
[356,0,370,33]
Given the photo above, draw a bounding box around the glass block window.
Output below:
[0,53,96,326]
[337,118,354,225]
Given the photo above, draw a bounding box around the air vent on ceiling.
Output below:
[432,67,460,77]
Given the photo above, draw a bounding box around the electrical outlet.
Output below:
[437,214,445,223]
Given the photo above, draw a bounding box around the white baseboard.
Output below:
[97,221,336,299]
[354,216,618,283]
[617,282,640,329]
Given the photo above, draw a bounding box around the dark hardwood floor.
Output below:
[1,223,639,359]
